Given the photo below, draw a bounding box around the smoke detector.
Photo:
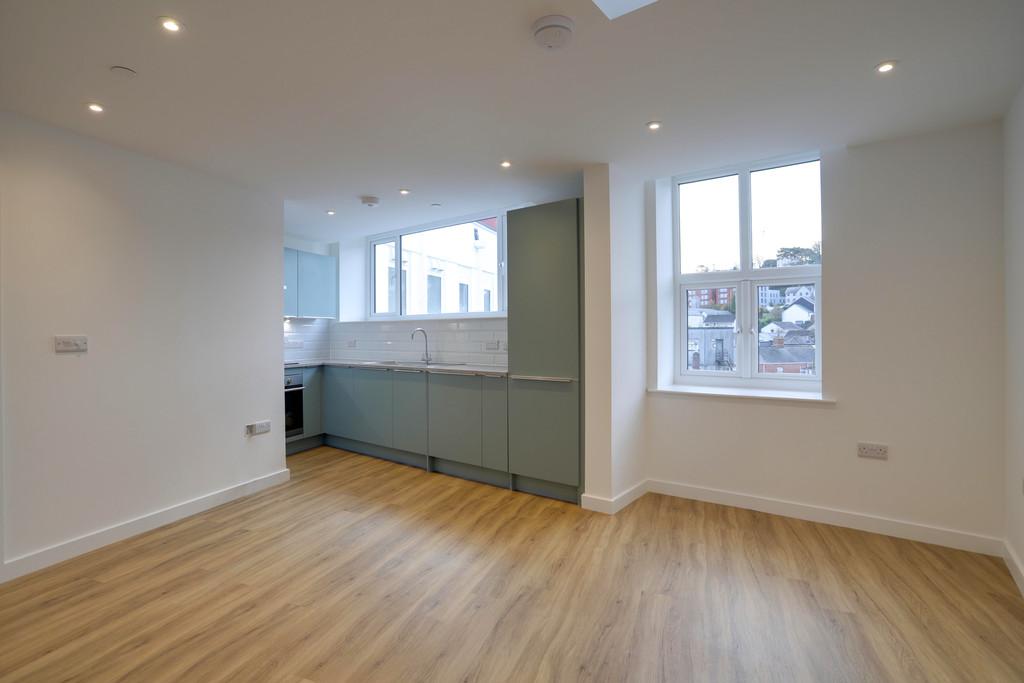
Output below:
[360,195,380,208]
[532,15,574,50]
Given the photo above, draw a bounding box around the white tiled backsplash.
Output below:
[283,318,332,363]
[330,318,507,367]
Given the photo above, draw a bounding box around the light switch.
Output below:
[55,335,88,353]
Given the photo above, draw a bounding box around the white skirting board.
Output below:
[582,478,1005,557]
[1005,540,1024,597]
[0,468,291,585]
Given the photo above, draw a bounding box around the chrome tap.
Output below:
[411,328,431,363]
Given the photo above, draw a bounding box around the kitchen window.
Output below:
[369,213,505,318]
[674,155,821,392]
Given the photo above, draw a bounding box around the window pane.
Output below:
[685,287,737,372]
[679,175,740,274]
[373,241,396,314]
[751,160,821,269]
[757,283,816,375]
[402,219,499,315]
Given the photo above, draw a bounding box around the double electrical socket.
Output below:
[857,442,889,460]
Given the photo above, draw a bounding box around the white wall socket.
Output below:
[54,335,88,353]
[857,442,889,460]
[484,340,500,351]
[245,421,272,437]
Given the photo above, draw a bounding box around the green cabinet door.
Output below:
[508,378,579,486]
[392,369,428,454]
[323,366,393,446]
[301,366,322,437]
[283,248,298,317]
[428,373,482,466]
[481,375,508,472]
[506,199,581,487]
[507,199,580,379]
[297,250,338,318]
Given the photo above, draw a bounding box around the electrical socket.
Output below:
[857,442,889,460]
[484,340,500,351]
[245,421,272,437]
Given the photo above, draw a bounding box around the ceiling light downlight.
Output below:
[647,121,662,131]
[87,102,104,113]
[160,17,182,32]
[399,189,411,196]
[876,61,896,74]
[532,15,574,50]
[325,210,336,216]
[500,160,512,169]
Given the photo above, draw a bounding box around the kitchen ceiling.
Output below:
[2,0,1022,241]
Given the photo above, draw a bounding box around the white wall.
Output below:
[645,122,1006,547]
[0,113,287,580]
[1006,86,1024,583]
[608,169,647,499]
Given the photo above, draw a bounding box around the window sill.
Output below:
[648,384,835,404]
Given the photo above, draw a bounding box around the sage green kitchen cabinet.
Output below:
[392,369,428,455]
[481,375,508,472]
[302,366,323,437]
[323,366,393,447]
[283,248,298,317]
[507,199,581,487]
[297,250,338,318]
[508,378,579,486]
[428,373,482,467]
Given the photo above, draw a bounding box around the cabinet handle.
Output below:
[509,375,575,383]
[430,370,477,377]
[359,366,391,372]
[393,369,425,374]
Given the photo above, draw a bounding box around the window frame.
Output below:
[367,210,507,320]
[672,153,822,392]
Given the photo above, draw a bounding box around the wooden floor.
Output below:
[1,448,1023,682]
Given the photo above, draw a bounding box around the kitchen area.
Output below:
[282,199,583,503]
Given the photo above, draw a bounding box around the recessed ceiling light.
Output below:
[500,160,512,169]
[399,189,411,196]
[876,61,896,74]
[160,17,182,32]
[647,121,662,131]
[325,210,336,216]
[87,103,104,113]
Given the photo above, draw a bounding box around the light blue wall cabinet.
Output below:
[392,369,428,455]
[302,366,322,438]
[323,366,394,447]
[296,250,338,318]
[428,373,482,467]
[481,375,508,472]
[507,199,581,488]
[283,248,298,317]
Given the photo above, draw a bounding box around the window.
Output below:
[369,214,505,318]
[675,156,821,390]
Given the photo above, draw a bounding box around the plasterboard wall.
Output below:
[643,122,1006,545]
[0,113,287,579]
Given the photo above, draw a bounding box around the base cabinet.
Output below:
[323,366,393,447]
[428,373,482,466]
[393,370,428,455]
[508,378,579,487]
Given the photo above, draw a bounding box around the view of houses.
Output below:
[686,283,816,374]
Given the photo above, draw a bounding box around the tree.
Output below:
[776,243,821,266]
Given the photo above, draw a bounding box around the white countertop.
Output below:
[284,360,508,376]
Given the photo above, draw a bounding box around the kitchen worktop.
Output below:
[284,360,508,376]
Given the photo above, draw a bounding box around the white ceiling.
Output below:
[2,0,1023,242]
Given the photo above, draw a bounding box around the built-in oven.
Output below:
[285,370,304,438]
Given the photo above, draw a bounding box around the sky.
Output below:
[679,160,821,273]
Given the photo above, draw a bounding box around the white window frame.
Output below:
[673,152,822,392]
[367,210,507,320]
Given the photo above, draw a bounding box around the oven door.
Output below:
[285,383,304,437]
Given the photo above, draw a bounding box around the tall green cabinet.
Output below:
[506,199,581,489]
